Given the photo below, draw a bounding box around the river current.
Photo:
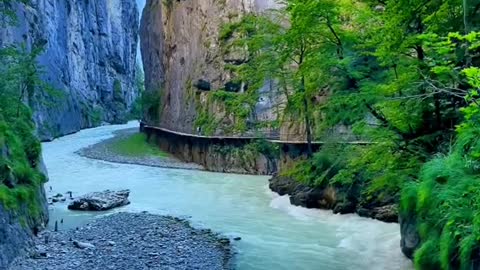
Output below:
[42,122,412,270]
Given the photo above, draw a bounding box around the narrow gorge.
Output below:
[1,0,480,269]
[0,0,139,268]
[0,0,139,141]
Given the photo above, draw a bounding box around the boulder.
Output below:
[289,186,325,209]
[269,176,299,196]
[357,204,398,223]
[270,175,336,209]
[73,241,95,249]
[32,245,48,259]
[68,190,130,211]
[400,213,420,259]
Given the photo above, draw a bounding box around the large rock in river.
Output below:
[68,190,130,211]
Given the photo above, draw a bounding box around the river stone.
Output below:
[68,190,131,211]
[32,246,48,259]
[9,213,232,270]
[73,241,95,250]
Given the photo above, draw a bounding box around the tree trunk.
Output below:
[434,93,442,130]
[415,45,425,62]
[464,0,471,34]
[301,75,313,157]
[16,84,26,118]
[463,0,474,67]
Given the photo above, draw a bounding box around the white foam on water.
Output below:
[268,192,413,270]
[43,122,413,270]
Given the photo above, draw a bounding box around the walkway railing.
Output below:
[141,122,372,145]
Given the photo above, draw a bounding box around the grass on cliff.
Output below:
[0,108,46,218]
[109,133,168,158]
[400,125,480,270]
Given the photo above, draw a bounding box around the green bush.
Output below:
[283,145,347,187]
[401,66,480,269]
[401,151,480,269]
[141,90,161,123]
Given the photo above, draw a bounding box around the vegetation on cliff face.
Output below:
[402,64,480,269]
[129,64,147,120]
[219,0,480,267]
[0,2,47,220]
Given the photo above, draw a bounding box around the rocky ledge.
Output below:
[269,175,398,223]
[68,190,131,211]
[9,212,232,270]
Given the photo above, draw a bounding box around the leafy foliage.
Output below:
[129,64,146,120]
[0,1,48,218]
[226,1,480,267]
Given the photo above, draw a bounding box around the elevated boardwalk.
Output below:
[141,123,371,145]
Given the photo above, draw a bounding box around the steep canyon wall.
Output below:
[0,0,139,141]
[140,0,281,135]
[0,0,139,267]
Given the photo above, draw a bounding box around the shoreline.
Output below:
[9,212,233,270]
[35,123,411,269]
[76,128,205,171]
[78,127,399,224]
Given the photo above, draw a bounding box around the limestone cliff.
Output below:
[141,0,280,135]
[0,0,139,141]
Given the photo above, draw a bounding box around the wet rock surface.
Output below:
[400,214,420,259]
[68,190,131,211]
[9,213,232,270]
[77,128,204,171]
[269,175,398,223]
[357,204,398,223]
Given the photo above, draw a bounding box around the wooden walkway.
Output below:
[142,124,276,140]
[141,123,371,145]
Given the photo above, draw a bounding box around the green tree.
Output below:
[0,44,46,117]
[225,0,348,156]
[0,0,48,220]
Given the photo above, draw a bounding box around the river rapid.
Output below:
[42,122,412,270]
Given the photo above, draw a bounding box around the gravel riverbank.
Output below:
[77,128,204,171]
[9,212,232,270]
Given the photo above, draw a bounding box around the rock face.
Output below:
[140,0,281,134]
[399,213,420,259]
[0,171,48,269]
[269,175,398,223]
[269,176,355,212]
[68,190,130,211]
[0,0,139,141]
[144,126,278,175]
